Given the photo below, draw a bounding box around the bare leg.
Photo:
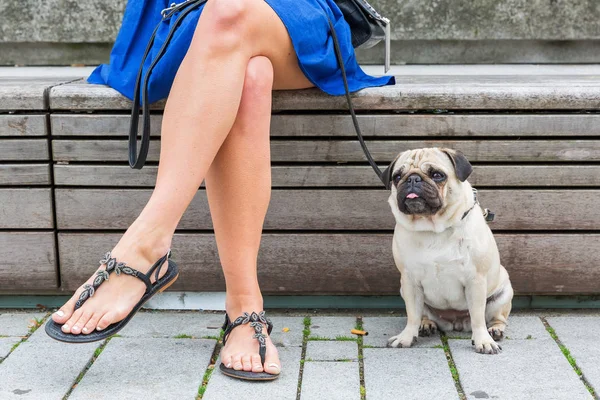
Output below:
[206,55,282,374]
[51,0,312,336]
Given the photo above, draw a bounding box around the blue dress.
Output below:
[88,0,395,103]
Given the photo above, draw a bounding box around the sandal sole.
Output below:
[219,363,279,381]
[45,259,178,343]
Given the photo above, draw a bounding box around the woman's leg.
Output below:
[51,0,311,336]
[205,56,280,374]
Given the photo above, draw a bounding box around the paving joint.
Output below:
[0,312,49,365]
[440,333,466,400]
[295,316,311,400]
[356,317,367,400]
[196,330,223,399]
[541,317,598,399]
[62,337,111,400]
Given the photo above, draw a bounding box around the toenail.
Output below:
[62,324,69,331]
[82,327,88,333]
[96,326,104,331]
[268,363,280,370]
[72,326,79,331]
[226,363,232,368]
[54,310,64,317]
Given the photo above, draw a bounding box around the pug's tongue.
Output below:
[406,193,419,199]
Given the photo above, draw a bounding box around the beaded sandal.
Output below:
[219,311,279,381]
[45,250,178,343]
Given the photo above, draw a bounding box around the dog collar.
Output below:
[461,188,495,222]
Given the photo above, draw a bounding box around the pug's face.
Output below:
[388,148,473,218]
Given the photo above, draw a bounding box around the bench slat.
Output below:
[52,139,600,162]
[57,233,600,295]
[0,164,50,185]
[0,139,48,161]
[50,114,600,137]
[0,232,57,291]
[55,189,600,230]
[0,115,47,136]
[53,164,600,188]
[0,189,54,229]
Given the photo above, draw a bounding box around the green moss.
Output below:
[526,334,533,340]
[303,317,311,338]
[174,334,193,339]
[440,334,466,400]
[197,365,215,398]
[335,336,358,342]
[360,385,366,399]
[433,344,444,349]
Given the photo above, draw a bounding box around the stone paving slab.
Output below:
[362,317,442,348]
[309,316,357,340]
[269,316,305,347]
[0,337,21,361]
[0,322,100,400]
[203,347,302,400]
[449,338,592,400]
[118,311,224,338]
[301,362,360,400]
[0,312,46,337]
[363,348,457,399]
[70,337,216,400]
[306,341,358,361]
[547,317,600,394]
[444,316,550,340]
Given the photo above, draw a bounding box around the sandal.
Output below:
[45,250,178,343]
[219,311,279,381]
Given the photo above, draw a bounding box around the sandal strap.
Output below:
[222,311,273,365]
[74,250,171,311]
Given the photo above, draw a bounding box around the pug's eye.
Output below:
[431,171,446,181]
[393,174,402,185]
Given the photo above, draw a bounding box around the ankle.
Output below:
[226,293,264,317]
[113,220,173,270]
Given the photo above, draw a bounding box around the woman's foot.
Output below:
[51,220,172,335]
[220,304,281,375]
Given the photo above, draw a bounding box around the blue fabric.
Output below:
[88,0,395,103]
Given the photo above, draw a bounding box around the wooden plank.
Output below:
[51,114,600,137]
[57,233,600,295]
[54,189,600,230]
[53,164,600,188]
[49,77,600,111]
[51,139,600,163]
[0,232,57,290]
[0,164,50,185]
[0,139,48,161]
[0,189,53,229]
[0,115,46,136]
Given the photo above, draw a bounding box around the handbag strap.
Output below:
[129,0,208,169]
[326,17,393,189]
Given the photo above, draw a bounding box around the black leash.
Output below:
[128,1,393,189]
[326,17,393,189]
[129,0,208,169]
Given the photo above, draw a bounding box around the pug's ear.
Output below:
[442,148,472,182]
[381,160,395,190]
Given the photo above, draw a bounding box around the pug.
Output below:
[385,148,513,354]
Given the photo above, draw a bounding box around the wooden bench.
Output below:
[2,70,600,296]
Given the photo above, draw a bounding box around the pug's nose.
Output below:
[407,174,422,185]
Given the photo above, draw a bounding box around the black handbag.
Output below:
[129,0,393,189]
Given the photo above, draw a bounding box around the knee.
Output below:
[200,0,251,49]
[243,57,274,97]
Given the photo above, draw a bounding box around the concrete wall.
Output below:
[1,0,599,64]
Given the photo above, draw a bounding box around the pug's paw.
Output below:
[419,318,437,337]
[472,333,502,355]
[388,329,418,348]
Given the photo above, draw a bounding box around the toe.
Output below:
[52,293,79,324]
[221,354,233,369]
[232,354,243,371]
[263,344,281,375]
[241,354,252,372]
[62,309,83,333]
[96,311,117,331]
[251,354,263,373]
[71,311,92,335]
[82,313,102,335]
